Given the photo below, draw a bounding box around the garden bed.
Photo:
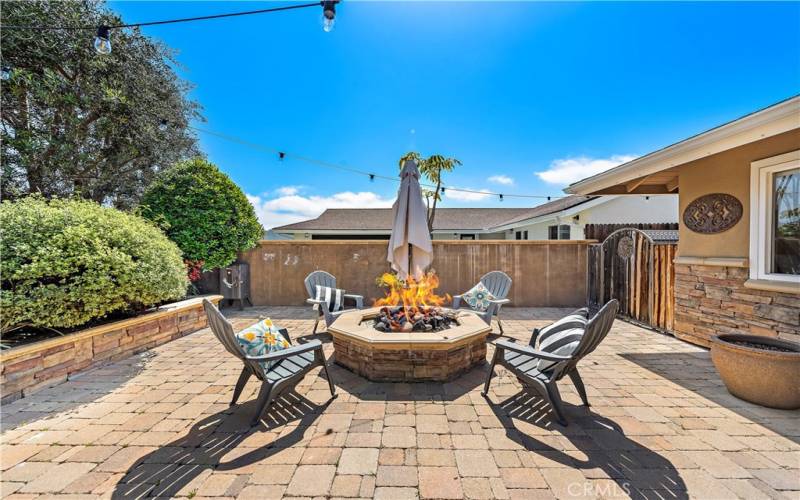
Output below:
[0,295,222,403]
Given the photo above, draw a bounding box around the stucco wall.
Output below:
[238,240,593,307]
[676,129,800,259]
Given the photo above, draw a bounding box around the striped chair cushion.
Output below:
[535,310,588,372]
[315,285,345,312]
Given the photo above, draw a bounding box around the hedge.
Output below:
[1,196,188,333]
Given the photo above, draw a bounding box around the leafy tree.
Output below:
[1,0,202,208]
[399,152,462,232]
[139,158,264,273]
[0,196,188,334]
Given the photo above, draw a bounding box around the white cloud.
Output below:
[444,187,493,202]
[276,186,300,196]
[535,155,637,185]
[248,191,394,229]
[488,175,514,186]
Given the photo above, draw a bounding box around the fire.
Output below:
[373,271,451,312]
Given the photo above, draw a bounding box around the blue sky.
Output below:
[110,1,800,229]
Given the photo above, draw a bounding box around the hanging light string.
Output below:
[189,125,566,201]
[2,1,338,54]
[1,2,326,30]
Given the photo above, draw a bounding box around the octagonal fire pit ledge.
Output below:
[710,334,800,410]
[328,307,491,382]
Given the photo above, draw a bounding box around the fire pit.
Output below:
[328,308,490,382]
[328,272,490,382]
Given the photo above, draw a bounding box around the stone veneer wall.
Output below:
[674,264,799,347]
[0,296,222,403]
[333,336,487,382]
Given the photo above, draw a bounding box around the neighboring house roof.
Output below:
[273,195,611,234]
[489,196,598,228]
[565,95,800,195]
[273,207,531,232]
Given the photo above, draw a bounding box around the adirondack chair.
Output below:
[203,299,336,426]
[304,271,364,333]
[482,299,619,426]
[452,271,512,333]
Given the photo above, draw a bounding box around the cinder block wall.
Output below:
[238,240,593,307]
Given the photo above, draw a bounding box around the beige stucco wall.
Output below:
[676,129,800,259]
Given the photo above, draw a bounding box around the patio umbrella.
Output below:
[388,159,433,280]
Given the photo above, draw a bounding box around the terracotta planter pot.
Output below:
[710,334,800,410]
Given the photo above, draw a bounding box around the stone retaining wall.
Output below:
[674,264,799,347]
[0,296,222,403]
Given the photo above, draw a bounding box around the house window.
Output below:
[460,234,475,240]
[515,231,528,240]
[548,225,571,240]
[750,150,800,283]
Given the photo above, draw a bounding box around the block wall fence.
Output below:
[238,240,594,308]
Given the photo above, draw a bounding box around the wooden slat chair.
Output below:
[304,271,364,333]
[482,299,619,425]
[203,299,336,426]
[452,271,512,333]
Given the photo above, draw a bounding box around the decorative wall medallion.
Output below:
[617,236,634,259]
[683,193,743,234]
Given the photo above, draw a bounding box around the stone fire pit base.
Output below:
[329,307,490,382]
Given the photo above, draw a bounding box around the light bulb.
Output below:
[1,66,11,81]
[94,26,112,55]
[322,0,336,32]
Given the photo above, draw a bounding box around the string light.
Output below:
[1,2,330,53]
[369,174,375,182]
[322,1,337,32]
[499,194,504,202]
[279,152,286,160]
[94,26,111,54]
[189,125,568,201]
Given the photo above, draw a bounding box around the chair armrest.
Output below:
[494,340,570,362]
[488,298,511,305]
[306,298,326,305]
[245,339,322,362]
[343,294,364,309]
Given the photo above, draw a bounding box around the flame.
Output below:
[373,271,451,312]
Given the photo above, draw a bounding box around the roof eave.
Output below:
[565,96,800,195]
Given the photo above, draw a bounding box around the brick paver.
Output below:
[1,306,798,499]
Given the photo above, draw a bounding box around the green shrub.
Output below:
[140,158,264,272]
[0,196,188,333]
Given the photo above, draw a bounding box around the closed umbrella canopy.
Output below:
[388,159,433,280]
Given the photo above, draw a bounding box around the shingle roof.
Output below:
[486,196,599,227]
[273,207,532,232]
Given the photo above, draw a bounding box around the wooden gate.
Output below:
[588,229,677,332]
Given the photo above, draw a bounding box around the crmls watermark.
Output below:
[567,481,632,497]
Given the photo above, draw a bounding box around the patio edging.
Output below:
[0,295,223,403]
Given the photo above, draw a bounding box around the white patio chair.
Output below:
[304,270,364,333]
[452,271,512,333]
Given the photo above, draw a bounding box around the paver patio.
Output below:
[1,307,798,499]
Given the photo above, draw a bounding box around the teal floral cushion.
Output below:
[236,318,291,371]
[462,282,496,312]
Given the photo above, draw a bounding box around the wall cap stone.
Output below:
[674,256,749,268]
[744,279,800,295]
[1,295,223,363]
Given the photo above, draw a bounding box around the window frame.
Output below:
[749,150,800,284]
[558,224,571,240]
[548,225,558,240]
